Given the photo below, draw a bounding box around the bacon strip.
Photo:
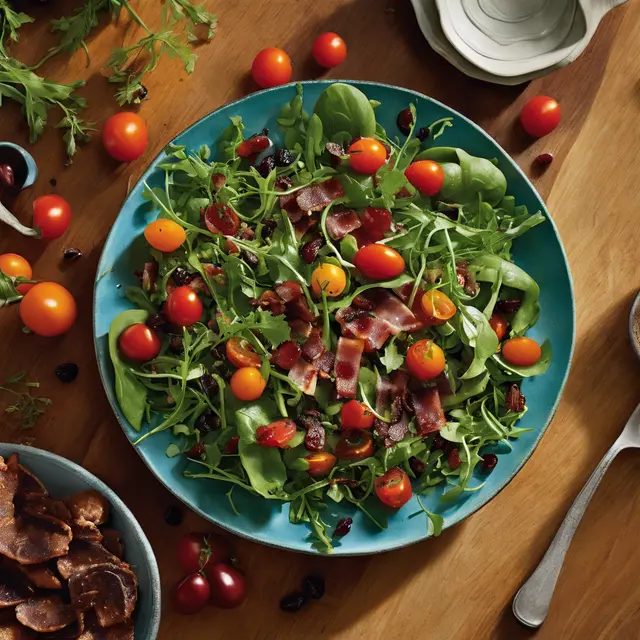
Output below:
[301,328,325,362]
[288,358,318,396]
[296,178,345,212]
[412,387,446,435]
[315,350,335,379]
[325,209,361,241]
[335,308,391,351]
[334,338,364,399]
[366,290,422,334]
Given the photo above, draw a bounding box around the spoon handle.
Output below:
[512,438,625,628]
[0,200,38,237]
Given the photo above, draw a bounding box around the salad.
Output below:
[108,83,551,552]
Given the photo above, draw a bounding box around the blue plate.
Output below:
[0,444,160,638]
[93,81,575,555]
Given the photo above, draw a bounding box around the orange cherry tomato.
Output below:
[0,253,33,294]
[225,337,261,369]
[520,96,561,138]
[421,289,456,323]
[165,286,203,327]
[340,400,374,429]
[305,452,337,477]
[374,467,412,509]
[230,367,266,401]
[103,112,148,162]
[404,160,445,196]
[311,263,346,297]
[144,219,186,253]
[335,430,374,461]
[19,282,76,337]
[347,138,387,175]
[502,337,542,367]
[255,419,297,447]
[312,32,347,68]
[33,195,72,240]
[353,244,405,280]
[251,48,292,89]
[489,312,508,341]
[118,323,161,362]
[406,339,445,381]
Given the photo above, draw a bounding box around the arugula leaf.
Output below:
[380,337,404,374]
[217,309,291,349]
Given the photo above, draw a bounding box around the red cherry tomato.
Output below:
[118,323,161,362]
[203,203,241,236]
[306,452,337,477]
[312,32,347,68]
[19,282,76,337]
[205,563,246,609]
[375,467,413,509]
[361,207,392,242]
[225,337,261,369]
[348,138,387,175]
[520,96,561,138]
[353,244,405,280]
[406,339,446,381]
[404,160,445,196]
[340,400,374,429]
[177,532,234,574]
[489,312,508,341]
[230,367,266,401]
[236,135,271,158]
[502,336,542,366]
[173,573,210,615]
[0,253,33,294]
[255,419,297,447]
[32,195,72,240]
[225,435,240,454]
[335,429,374,461]
[165,286,203,327]
[103,112,148,162]
[251,48,292,89]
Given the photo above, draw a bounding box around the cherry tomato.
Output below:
[335,429,374,461]
[225,435,240,454]
[347,138,387,175]
[0,253,33,294]
[230,367,266,401]
[118,323,161,362]
[404,160,445,196]
[353,244,405,280]
[520,96,561,138]
[311,263,346,297]
[165,286,203,327]
[203,203,241,236]
[340,400,374,430]
[361,207,392,242]
[236,135,270,159]
[502,336,542,366]
[103,112,148,162]
[375,467,412,509]
[177,532,234,574]
[144,219,186,252]
[205,563,246,609]
[312,32,347,68]
[173,573,210,615]
[225,337,261,369]
[489,312,508,341]
[306,452,337,477]
[32,195,72,240]
[406,339,446,381]
[251,48,292,89]
[421,289,456,322]
[19,282,76,337]
[256,419,297,447]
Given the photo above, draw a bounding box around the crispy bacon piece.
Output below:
[335,308,391,351]
[285,297,316,323]
[288,358,318,396]
[365,290,422,334]
[294,214,319,238]
[275,281,302,303]
[412,387,446,436]
[334,338,364,399]
[456,262,479,296]
[295,178,344,212]
[301,328,325,362]
[315,350,335,379]
[505,384,526,412]
[257,290,285,316]
[279,192,304,223]
[271,341,301,370]
[141,261,157,294]
[288,319,313,339]
[325,209,361,241]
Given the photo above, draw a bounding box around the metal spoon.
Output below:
[512,292,640,627]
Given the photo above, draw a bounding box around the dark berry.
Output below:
[195,409,221,433]
[534,152,553,166]
[261,218,277,240]
[186,442,205,459]
[482,453,498,472]
[275,149,294,167]
[301,575,325,600]
[496,299,522,314]
[49,178,57,187]
[275,175,292,191]
[169,335,183,354]
[54,362,78,383]
[333,517,353,537]
[146,312,168,333]
[242,250,259,267]
[163,505,183,526]
[172,267,193,287]
[280,592,307,613]
[417,127,430,141]
[409,456,425,476]
[431,434,445,451]
[256,154,275,178]
[200,373,219,396]
[397,108,413,135]
[62,247,83,261]
[448,448,462,470]
[300,236,325,264]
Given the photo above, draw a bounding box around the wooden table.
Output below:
[0,0,639,637]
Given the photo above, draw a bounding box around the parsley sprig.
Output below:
[1,371,52,429]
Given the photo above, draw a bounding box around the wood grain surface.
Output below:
[0,1,638,638]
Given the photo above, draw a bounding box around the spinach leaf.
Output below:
[313,83,376,142]
[457,305,499,379]
[125,286,156,314]
[278,83,309,150]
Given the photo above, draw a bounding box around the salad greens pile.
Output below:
[109,82,551,552]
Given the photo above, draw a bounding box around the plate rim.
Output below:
[93,79,576,556]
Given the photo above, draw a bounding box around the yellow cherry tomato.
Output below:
[230,367,266,401]
[311,263,346,297]
[144,219,186,252]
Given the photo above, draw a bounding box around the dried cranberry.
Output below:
[275,175,292,190]
[168,336,183,354]
[275,280,302,303]
[186,442,205,459]
[163,505,183,526]
[497,299,522,314]
[304,423,326,452]
[431,434,445,451]
[361,207,392,242]
[417,127,430,142]
[212,173,226,190]
[301,575,325,600]
[275,149,294,167]
[448,448,462,470]
[482,453,498,472]
[534,152,553,166]
[325,142,345,166]
[334,517,353,537]
[200,373,219,396]
[195,409,220,433]
[280,592,307,612]
[172,267,193,287]
[397,108,413,135]
[224,435,240,454]
[146,312,168,333]
[54,362,78,383]
[256,154,275,178]
[505,384,526,412]
[241,250,259,267]
[272,341,301,370]
[409,456,425,476]
[261,218,278,239]
[300,236,325,264]
[63,248,83,261]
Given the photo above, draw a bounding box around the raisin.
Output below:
[256,154,275,178]
[54,363,78,383]
[300,236,325,264]
[280,592,307,613]
[63,248,83,261]
[163,505,183,526]
[333,517,352,537]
